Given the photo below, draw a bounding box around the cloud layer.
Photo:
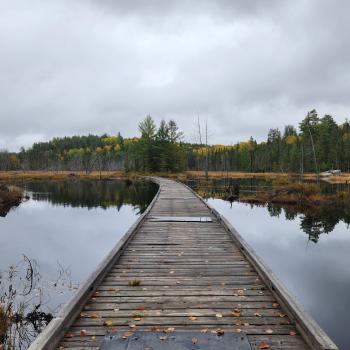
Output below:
[1,0,349,150]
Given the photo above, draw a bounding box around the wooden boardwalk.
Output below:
[29,178,338,350]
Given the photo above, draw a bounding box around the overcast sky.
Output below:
[1,0,350,151]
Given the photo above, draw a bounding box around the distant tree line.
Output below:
[1,110,350,173]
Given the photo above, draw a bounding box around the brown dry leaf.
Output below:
[235,328,242,333]
[272,303,279,308]
[165,327,175,333]
[91,313,102,319]
[289,331,297,336]
[265,329,273,334]
[215,313,223,318]
[151,326,160,332]
[79,329,87,336]
[231,309,241,317]
[200,328,208,333]
[129,324,136,328]
[103,320,113,327]
[258,341,270,349]
[122,331,134,339]
[278,313,286,318]
[133,317,141,321]
[254,312,262,317]
[189,316,197,321]
[192,337,198,344]
[159,335,168,341]
[216,328,225,336]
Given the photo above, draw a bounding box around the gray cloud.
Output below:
[1,0,349,150]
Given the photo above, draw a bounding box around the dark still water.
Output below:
[187,179,350,349]
[0,179,157,347]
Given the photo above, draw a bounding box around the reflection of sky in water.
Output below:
[208,199,350,349]
[0,197,141,311]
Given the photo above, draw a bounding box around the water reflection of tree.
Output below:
[187,179,350,244]
[24,180,158,214]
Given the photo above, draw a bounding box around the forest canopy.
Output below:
[1,111,350,174]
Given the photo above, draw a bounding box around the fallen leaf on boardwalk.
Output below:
[231,309,241,317]
[235,328,242,333]
[122,331,133,339]
[91,313,102,319]
[80,329,87,336]
[278,313,286,318]
[169,271,175,274]
[129,324,136,328]
[103,320,113,327]
[91,336,96,340]
[254,312,262,317]
[215,313,223,318]
[176,281,181,284]
[200,328,208,333]
[64,332,74,338]
[189,316,197,321]
[258,341,270,349]
[244,323,250,326]
[164,327,175,333]
[133,317,141,321]
[159,335,168,341]
[192,337,198,344]
[289,331,297,336]
[151,326,160,332]
[265,329,273,334]
[272,303,279,308]
[114,309,119,312]
[216,329,225,336]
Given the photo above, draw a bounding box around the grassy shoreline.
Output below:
[0,184,24,217]
[0,170,349,183]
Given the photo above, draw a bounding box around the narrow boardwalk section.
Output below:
[34,178,336,349]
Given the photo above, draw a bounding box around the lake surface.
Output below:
[0,179,157,347]
[187,178,350,349]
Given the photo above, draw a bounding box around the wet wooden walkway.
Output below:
[30,178,337,350]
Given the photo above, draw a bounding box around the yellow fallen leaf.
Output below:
[103,320,113,327]
[189,316,197,321]
[159,335,168,341]
[215,313,223,318]
[192,337,198,344]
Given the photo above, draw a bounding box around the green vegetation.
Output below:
[128,279,141,286]
[1,110,350,174]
